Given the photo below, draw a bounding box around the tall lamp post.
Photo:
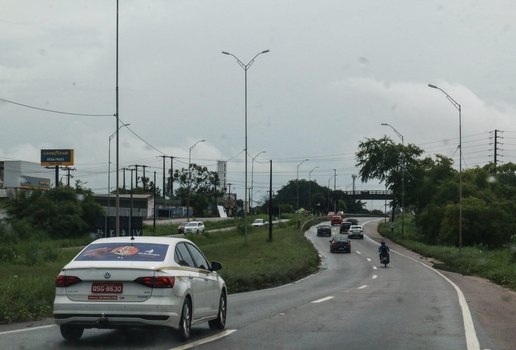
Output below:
[381,123,405,238]
[106,123,130,236]
[250,150,266,210]
[309,166,319,214]
[187,139,205,222]
[222,49,269,244]
[296,159,309,210]
[428,83,462,253]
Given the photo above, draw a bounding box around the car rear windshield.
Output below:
[75,242,169,262]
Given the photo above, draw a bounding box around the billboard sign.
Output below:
[20,176,51,190]
[41,149,74,166]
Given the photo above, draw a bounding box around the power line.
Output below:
[0,97,113,117]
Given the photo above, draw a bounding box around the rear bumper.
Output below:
[53,296,181,329]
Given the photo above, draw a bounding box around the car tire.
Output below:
[60,325,84,341]
[179,298,192,341]
[209,292,227,330]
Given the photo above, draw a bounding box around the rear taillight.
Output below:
[134,276,175,288]
[55,275,82,287]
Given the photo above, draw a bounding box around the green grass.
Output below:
[0,218,320,324]
[379,216,516,290]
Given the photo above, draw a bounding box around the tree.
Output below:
[355,136,423,211]
[173,164,225,216]
[6,186,103,239]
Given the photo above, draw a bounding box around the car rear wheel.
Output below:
[60,325,84,341]
[179,298,192,341]
[209,292,227,330]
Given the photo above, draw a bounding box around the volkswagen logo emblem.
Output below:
[104,272,111,279]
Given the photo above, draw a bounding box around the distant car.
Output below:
[184,221,205,234]
[316,224,332,237]
[330,215,343,226]
[53,236,227,341]
[345,218,359,225]
[330,236,351,253]
[340,222,351,234]
[348,225,364,239]
[251,218,267,227]
[177,222,186,234]
[327,211,335,218]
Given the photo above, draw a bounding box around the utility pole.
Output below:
[122,167,126,189]
[141,165,149,190]
[153,171,157,230]
[352,174,357,194]
[268,160,273,242]
[61,167,75,187]
[168,156,175,199]
[127,168,135,236]
[160,156,166,199]
[333,169,337,212]
[490,129,503,171]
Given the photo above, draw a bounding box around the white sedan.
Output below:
[53,236,227,341]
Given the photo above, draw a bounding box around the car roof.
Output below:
[91,236,189,245]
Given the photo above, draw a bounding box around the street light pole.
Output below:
[106,123,130,237]
[187,139,205,222]
[309,166,319,214]
[250,150,266,211]
[381,122,405,238]
[428,83,462,253]
[222,49,269,244]
[296,159,309,210]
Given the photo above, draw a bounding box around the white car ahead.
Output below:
[251,218,267,227]
[53,236,227,341]
[184,221,205,234]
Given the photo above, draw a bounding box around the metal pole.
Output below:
[222,49,269,244]
[309,166,318,214]
[381,123,405,238]
[187,140,205,222]
[428,84,462,252]
[115,0,120,237]
[250,151,266,212]
[296,159,309,210]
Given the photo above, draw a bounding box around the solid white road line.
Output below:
[357,285,368,289]
[0,324,55,336]
[311,296,334,304]
[372,275,377,279]
[171,329,237,350]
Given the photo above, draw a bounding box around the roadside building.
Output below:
[0,160,54,199]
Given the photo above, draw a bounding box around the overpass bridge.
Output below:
[342,190,394,200]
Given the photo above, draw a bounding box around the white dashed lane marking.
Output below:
[312,296,334,303]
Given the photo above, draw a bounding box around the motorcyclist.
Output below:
[378,240,390,262]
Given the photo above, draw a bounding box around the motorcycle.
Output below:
[380,252,390,267]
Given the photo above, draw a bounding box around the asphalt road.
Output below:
[1,218,512,349]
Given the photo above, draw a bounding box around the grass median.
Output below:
[0,217,320,324]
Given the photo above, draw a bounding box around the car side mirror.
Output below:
[210,261,223,271]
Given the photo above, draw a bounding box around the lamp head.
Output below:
[221,51,230,55]
[261,49,270,54]
[428,83,438,89]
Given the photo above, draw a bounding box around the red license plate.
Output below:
[91,282,123,294]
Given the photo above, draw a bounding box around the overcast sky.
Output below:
[1,0,516,208]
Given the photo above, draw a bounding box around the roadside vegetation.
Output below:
[0,215,320,324]
[379,215,516,291]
